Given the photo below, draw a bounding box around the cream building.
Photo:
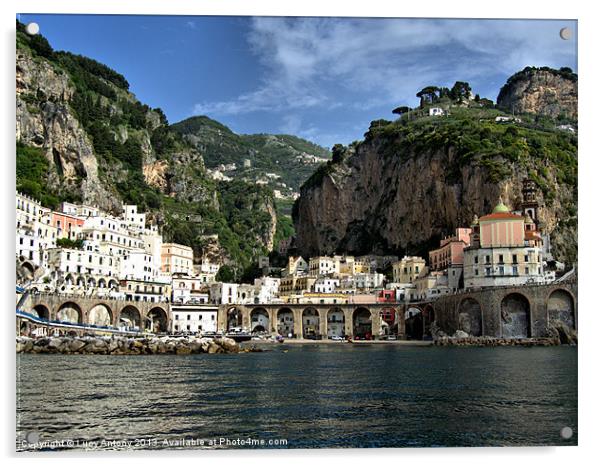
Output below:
[463,201,545,288]
[392,256,426,283]
[161,243,194,276]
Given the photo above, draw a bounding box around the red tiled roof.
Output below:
[479,212,524,221]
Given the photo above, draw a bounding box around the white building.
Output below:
[308,256,340,277]
[16,192,57,267]
[254,276,281,303]
[210,282,239,304]
[313,277,340,293]
[172,306,219,334]
[429,107,446,116]
[353,272,384,290]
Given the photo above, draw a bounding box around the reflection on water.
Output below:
[16,345,577,450]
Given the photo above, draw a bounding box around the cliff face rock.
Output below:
[143,160,169,191]
[294,127,577,265]
[16,22,280,270]
[16,52,119,211]
[497,67,577,119]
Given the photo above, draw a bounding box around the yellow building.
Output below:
[392,256,426,283]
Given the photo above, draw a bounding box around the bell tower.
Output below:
[521,178,539,226]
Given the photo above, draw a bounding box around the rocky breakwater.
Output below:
[433,326,578,347]
[16,335,240,355]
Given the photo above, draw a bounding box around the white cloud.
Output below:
[192,17,577,134]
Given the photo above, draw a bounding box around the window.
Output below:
[498,254,503,263]
[512,254,518,264]
[474,256,478,264]
[524,267,529,274]
[175,315,179,320]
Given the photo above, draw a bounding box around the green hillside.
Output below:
[172,116,331,194]
[16,21,282,276]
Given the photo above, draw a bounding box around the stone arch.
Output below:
[64,273,74,286]
[88,303,113,327]
[405,306,423,340]
[56,301,82,324]
[327,307,345,338]
[227,307,243,331]
[302,307,320,338]
[547,289,575,329]
[119,305,141,330]
[147,307,168,333]
[87,276,96,288]
[32,304,50,321]
[98,278,107,289]
[277,307,294,337]
[250,307,269,333]
[501,293,531,338]
[21,261,35,274]
[76,276,85,287]
[457,297,482,336]
[353,307,372,339]
[108,279,119,290]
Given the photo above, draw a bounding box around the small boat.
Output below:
[225,332,253,342]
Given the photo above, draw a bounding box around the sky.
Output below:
[17,14,578,148]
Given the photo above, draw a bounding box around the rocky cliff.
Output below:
[15,22,278,273]
[497,67,577,120]
[16,50,120,212]
[294,99,577,265]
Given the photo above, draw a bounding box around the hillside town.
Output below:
[16,178,568,336]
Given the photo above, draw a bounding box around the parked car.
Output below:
[330,335,344,341]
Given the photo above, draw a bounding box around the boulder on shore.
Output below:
[16,335,240,355]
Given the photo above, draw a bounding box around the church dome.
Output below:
[492,201,510,214]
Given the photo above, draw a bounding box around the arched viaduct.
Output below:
[216,303,420,339]
[19,293,171,333]
[433,281,577,338]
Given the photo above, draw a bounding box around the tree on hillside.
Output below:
[450,81,472,102]
[392,105,410,116]
[416,86,440,107]
[332,144,347,163]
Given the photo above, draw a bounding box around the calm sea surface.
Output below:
[16,345,577,450]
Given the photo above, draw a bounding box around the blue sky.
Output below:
[17,14,577,148]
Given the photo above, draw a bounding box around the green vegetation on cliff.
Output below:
[296,91,577,264]
[361,106,577,192]
[16,142,61,208]
[172,115,331,192]
[16,21,279,270]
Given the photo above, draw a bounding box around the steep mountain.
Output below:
[293,97,577,265]
[171,116,331,195]
[497,66,578,120]
[15,21,277,275]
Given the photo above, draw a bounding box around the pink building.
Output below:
[50,212,84,240]
[429,227,471,271]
